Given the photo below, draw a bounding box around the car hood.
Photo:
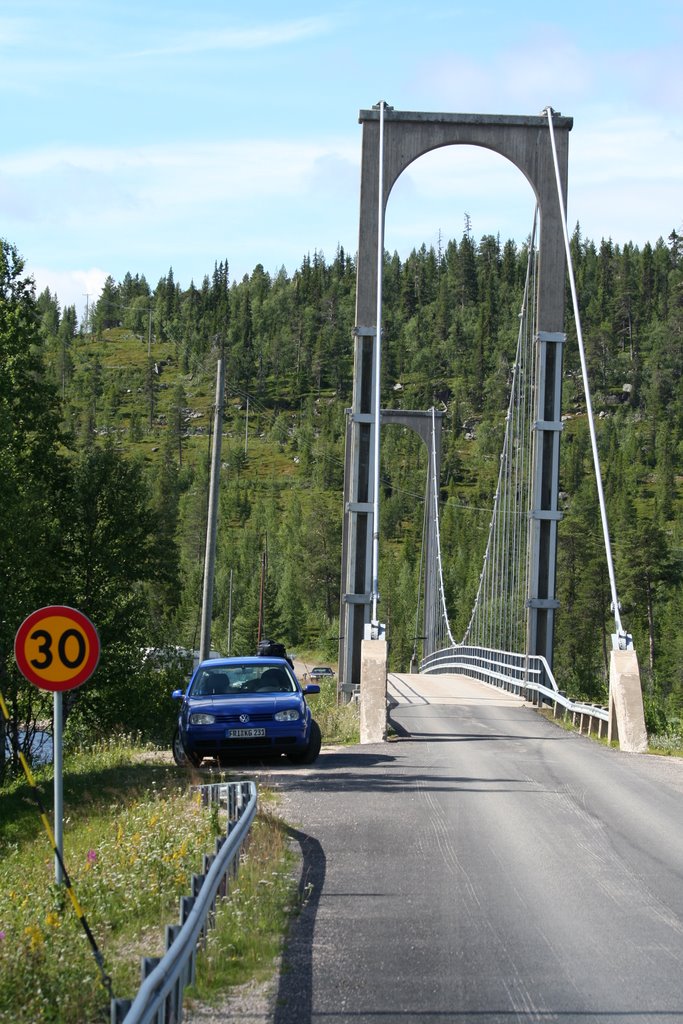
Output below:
[186,694,304,714]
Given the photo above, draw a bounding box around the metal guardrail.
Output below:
[421,645,609,737]
[111,780,258,1024]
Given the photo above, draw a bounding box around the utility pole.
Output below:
[257,548,267,645]
[199,355,225,662]
[227,568,234,656]
[244,396,249,455]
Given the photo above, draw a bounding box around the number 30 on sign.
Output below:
[14,606,100,692]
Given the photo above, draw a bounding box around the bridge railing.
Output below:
[111,780,257,1024]
[420,645,609,737]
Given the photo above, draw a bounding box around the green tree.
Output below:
[617,514,681,677]
[0,240,69,777]
[91,275,120,335]
[61,444,160,733]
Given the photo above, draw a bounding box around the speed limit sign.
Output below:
[14,606,100,692]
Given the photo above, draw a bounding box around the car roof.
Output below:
[195,655,290,670]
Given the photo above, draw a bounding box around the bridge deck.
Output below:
[389,671,530,708]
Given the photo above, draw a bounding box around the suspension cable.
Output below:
[544,107,627,644]
[413,470,429,664]
[371,100,386,625]
[430,407,456,646]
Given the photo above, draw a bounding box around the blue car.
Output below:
[172,656,321,767]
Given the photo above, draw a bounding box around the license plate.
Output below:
[227,728,266,739]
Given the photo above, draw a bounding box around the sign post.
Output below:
[14,606,100,883]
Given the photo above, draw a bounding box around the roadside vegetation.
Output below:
[186,810,297,1005]
[0,676,355,1023]
[0,738,299,1024]
[641,731,683,756]
[304,673,359,746]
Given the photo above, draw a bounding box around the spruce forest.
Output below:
[1,224,682,767]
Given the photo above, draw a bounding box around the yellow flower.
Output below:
[24,924,44,951]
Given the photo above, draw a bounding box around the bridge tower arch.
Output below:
[339,106,573,690]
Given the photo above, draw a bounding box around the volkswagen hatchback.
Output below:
[172,656,321,767]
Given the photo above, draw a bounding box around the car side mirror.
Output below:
[171,689,184,700]
[304,684,320,695]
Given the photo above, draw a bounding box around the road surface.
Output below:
[253,672,683,1023]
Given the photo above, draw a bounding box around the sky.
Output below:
[1,0,682,320]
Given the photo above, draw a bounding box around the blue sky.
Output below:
[1,0,682,318]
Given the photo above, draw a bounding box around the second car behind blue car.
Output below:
[173,656,321,767]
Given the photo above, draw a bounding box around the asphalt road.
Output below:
[260,673,683,1023]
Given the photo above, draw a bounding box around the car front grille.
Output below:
[213,712,273,724]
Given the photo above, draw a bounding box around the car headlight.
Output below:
[189,712,216,725]
[274,709,300,722]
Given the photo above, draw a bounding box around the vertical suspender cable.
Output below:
[371,100,386,625]
[414,468,429,663]
[460,211,537,651]
[431,408,456,646]
[545,108,626,643]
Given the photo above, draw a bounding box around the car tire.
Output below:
[287,719,321,765]
[172,727,202,768]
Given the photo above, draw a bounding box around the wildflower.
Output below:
[0,930,6,941]
[86,849,98,864]
[24,924,43,952]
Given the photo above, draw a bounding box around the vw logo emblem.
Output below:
[239,713,250,723]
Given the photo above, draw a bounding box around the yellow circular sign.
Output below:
[15,606,100,691]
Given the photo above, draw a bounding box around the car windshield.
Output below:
[190,663,296,696]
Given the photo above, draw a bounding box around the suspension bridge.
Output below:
[339,105,648,754]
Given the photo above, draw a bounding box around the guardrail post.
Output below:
[111,998,132,1023]
[141,957,161,980]
[180,896,196,923]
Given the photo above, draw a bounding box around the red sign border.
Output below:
[14,606,100,692]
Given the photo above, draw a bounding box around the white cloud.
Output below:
[125,15,338,58]
[30,266,109,315]
[0,138,360,227]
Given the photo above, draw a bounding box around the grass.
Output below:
[186,811,297,1005]
[0,688,357,1024]
[0,739,296,1024]
[309,675,359,746]
[646,733,683,756]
